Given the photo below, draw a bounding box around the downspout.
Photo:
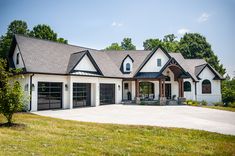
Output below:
[121,79,124,102]
[29,73,34,111]
[195,81,197,101]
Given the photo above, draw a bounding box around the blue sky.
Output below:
[0,0,234,76]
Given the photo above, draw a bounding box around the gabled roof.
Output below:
[11,34,122,77]
[158,57,192,79]
[195,63,224,80]
[9,34,223,80]
[120,54,134,74]
[67,50,103,75]
[133,46,171,76]
[105,50,151,77]
[67,51,87,73]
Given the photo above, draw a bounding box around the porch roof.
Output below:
[135,72,164,79]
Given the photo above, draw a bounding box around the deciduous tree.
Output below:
[121,38,136,50]
[178,33,226,75]
[105,43,123,50]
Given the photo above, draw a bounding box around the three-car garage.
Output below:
[37,82,116,110]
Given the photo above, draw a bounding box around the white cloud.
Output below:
[111,21,123,27]
[177,28,190,35]
[198,13,210,23]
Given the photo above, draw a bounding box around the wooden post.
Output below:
[178,79,181,97]
[163,78,165,97]
[181,79,184,97]
[159,79,162,98]
[135,79,139,98]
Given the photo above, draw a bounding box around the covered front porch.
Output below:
[122,58,191,105]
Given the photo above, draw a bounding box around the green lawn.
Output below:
[202,106,235,112]
[0,113,235,155]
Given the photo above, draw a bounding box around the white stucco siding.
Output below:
[196,66,222,103]
[183,78,195,100]
[70,76,122,106]
[13,45,24,69]
[31,74,69,111]
[123,57,133,72]
[74,55,97,72]
[162,68,179,98]
[140,48,169,72]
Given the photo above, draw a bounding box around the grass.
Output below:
[0,113,235,155]
[202,106,235,112]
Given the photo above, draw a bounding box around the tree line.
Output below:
[105,34,225,76]
[0,20,226,76]
[0,20,67,59]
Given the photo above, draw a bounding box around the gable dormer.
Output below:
[121,55,134,73]
[74,54,97,72]
[68,50,103,75]
[137,46,171,73]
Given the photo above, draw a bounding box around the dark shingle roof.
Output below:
[67,51,87,73]
[104,50,151,77]
[13,34,223,80]
[15,35,122,77]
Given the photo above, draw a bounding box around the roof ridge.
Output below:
[103,50,151,52]
[15,34,100,51]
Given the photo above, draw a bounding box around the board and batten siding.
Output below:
[140,48,169,72]
[74,54,97,72]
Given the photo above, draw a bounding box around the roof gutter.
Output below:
[29,73,34,111]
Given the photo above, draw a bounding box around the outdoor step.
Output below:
[167,100,178,105]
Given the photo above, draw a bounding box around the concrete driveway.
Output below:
[34,104,235,135]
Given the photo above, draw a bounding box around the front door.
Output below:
[123,82,131,100]
[165,84,171,99]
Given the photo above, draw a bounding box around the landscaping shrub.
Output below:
[228,102,235,108]
[222,79,235,105]
[213,102,224,106]
[0,59,25,125]
[201,100,207,106]
[186,99,193,105]
[185,100,199,106]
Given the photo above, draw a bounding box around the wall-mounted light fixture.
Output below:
[31,84,35,91]
[24,84,29,91]
[65,84,68,91]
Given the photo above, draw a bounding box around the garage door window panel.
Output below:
[38,82,62,110]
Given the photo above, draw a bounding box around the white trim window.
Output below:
[126,63,131,72]
[157,59,161,67]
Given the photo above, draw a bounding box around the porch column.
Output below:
[178,78,184,97]
[135,79,139,98]
[181,79,184,97]
[159,79,162,97]
[163,78,165,97]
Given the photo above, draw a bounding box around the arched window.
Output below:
[165,76,171,81]
[184,81,191,92]
[126,63,131,71]
[202,79,211,94]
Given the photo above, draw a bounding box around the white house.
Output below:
[8,35,224,111]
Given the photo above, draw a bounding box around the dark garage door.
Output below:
[100,84,115,105]
[38,82,62,110]
[73,83,91,107]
